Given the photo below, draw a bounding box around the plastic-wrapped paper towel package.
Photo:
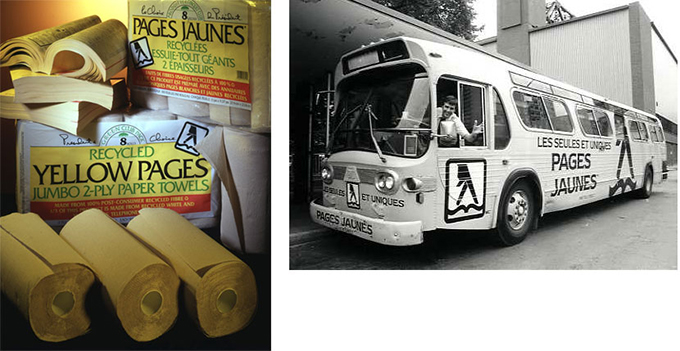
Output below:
[196,126,270,254]
[128,0,271,131]
[15,110,220,228]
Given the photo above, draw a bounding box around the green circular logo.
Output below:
[167,0,204,20]
[100,125,147,146]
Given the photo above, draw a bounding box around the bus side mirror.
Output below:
[315,90,335,107]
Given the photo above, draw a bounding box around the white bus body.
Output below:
[310,37,667,246]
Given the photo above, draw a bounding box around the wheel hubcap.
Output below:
[507,190,529,230]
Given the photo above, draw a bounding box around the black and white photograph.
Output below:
[289,0,677,270]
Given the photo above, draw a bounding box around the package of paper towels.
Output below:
[128,0,271,131]
[16,113,220,228]
[127,208,257,337]
[196,126,270,254]
[60,209,180,342]
[0,213,95,342]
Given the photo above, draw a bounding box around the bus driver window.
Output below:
[436,79,484,147]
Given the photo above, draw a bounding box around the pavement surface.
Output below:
[290,171,678,270]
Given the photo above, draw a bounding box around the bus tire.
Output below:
[495,180,535,246]
[636,167,653,199]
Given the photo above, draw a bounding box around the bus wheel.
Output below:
[636,167,653,199]
[496,181,535,246]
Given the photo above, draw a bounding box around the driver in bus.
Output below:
[437,95,483,147]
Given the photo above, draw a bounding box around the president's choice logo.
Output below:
[445,159,487,223]
[130,37,154,69]
[346,182,361,209]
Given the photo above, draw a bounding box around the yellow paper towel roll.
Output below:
[60,209,180,342]
[127,208,257,337]
[0,213,95,342]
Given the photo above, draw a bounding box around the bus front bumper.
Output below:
[310,199,424,246]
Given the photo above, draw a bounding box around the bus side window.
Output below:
[629,121,642,141]
[614,114,625,139]
[649,126,657,142]
[656,126,665,142]
[460,84,485,146]
[593,109,613,137]
[512,90,550,130]
[544,98,573,132]
[639,123,649,141]
[576,108,599,136]
[494,88,510,150]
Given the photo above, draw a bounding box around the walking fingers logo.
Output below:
[445,159,486,223]
[346,182,361,209]
[175,122,209,156]
[129,37,154,69]
[609,124,637,196]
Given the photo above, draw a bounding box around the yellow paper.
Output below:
[0,213,95,342]
[60,209,180,342]
[127,208,257,337]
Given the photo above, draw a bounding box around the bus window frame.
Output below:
[649,125,659,142]
[457,81,488,148]
[614,113,625,140]
[510,88,560,134]
[435,74,491,149]
[592,108,614,138]
[575,104,614,139]
[492,87,511,150]
[638,122,650,142]
[629,120,643,141]
[542,96,574,135]
[656,126,665,143]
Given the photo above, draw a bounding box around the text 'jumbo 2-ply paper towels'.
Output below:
[60,209,180,342]
[0,213,95,342]
[127,208,257,337]
[16,116,220,228]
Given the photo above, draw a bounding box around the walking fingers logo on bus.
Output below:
[346,182,361,209]
[609,125,637,196]
[445,159,486,223]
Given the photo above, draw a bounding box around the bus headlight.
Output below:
[321,165,333,184]
[403,177,423,192]
[384,176,394,190]
[375,171,399,194]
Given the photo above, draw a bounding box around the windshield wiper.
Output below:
[366,104,386,163]
[327,87,375,157]
[326,103,362,157]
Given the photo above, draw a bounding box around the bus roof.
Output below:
[339,36,661,125]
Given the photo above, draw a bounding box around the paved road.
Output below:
[290,173,677,270]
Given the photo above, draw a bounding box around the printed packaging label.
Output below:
[128,0,251,109]
[17,120,219,226]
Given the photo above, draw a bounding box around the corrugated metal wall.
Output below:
[529,9,633,106]
[652,33,678,124]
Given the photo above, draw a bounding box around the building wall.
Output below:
[481,40,497,53]
[628,2,656,114]
[529,9,633,106]
[652,32,678,124]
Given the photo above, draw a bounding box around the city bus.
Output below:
[310,37,668,246]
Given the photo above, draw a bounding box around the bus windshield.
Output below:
[330,65,431,158]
